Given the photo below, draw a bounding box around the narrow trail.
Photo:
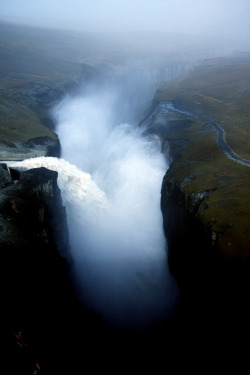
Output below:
[159,101,250,168]
[209,120,250,167]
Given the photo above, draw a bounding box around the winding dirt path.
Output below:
[160,101,250,168]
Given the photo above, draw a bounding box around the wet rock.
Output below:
[0,163,12,188]
[160,177,215,285]
[0,167,72,358]
[1,167,69,255]
[8,167,21,181]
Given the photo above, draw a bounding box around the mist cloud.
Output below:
[1,0,250,43]
[45,80,179,328]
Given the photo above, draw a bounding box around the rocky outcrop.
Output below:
[0,166,69,253]
[0,165,77,373]
[0,163,13,188]
[161,175,217,288]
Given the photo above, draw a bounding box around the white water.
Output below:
[10,157,107,220]
[10,89,179,329]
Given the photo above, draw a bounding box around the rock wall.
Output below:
[0,164,77,373]
[0,165,69,253]
[156,100,250,355]
[161,175,216,288]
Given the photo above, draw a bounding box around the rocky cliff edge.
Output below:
[0,163,78,373]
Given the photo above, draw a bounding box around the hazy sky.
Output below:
[1,0,250,39]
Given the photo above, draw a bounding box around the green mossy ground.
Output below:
[158,55,250,159]
[0,93,58,145]
[158,56,250,259]
[0,22,83,145]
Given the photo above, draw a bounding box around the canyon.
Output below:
[1,21,250,372]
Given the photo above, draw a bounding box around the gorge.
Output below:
[9,79,180,331]
[0,34,191,371]
[1,21,250,373]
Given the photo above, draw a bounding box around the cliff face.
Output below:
[160,159,250,361]
[156,56,250,268]
[153,99,250,271]
[161,175,216,287]
[141,101,218,289]
[0,164,76,372]
[148,59,250,348]
[155,58,250,264]
[0,165,69,253]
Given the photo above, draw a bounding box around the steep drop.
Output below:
[11,87,180,330]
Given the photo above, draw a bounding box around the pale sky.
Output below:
[1,0,250,40]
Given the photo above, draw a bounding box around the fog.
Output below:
[1,0,250,49]
[53,82,179,329]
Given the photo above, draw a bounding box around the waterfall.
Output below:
[10,156,107,215]
[10,83,179,330]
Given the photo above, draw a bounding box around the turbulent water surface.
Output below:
[11,85,179,330]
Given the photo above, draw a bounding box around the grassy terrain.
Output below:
[1,20,239,147]
[0,22,85,86]
[158,54,250,159]
[0,22,181,145]
[157,56,250,259]
[0,22,87,145]
[0,21,210,148]
[0,93,58,144]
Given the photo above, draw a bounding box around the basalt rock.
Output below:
[161,175,217,290]
[0,163,13,188]
[0,166,69,254]
[0,166,76,372]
